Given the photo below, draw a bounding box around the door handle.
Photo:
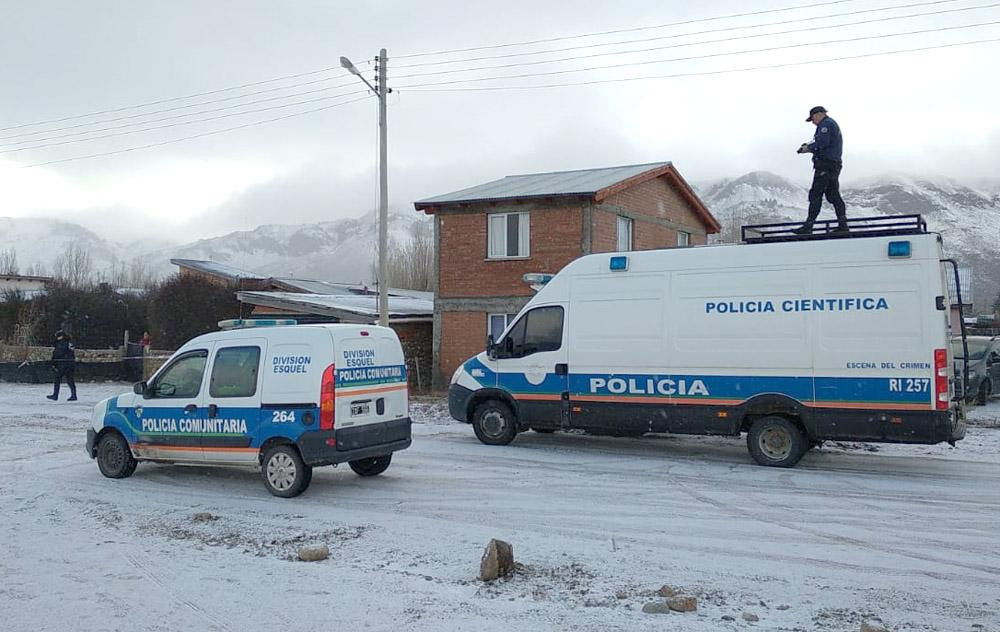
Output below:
[184,404,197,414]
[208,404,218,418]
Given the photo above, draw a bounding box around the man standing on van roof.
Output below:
[795,106,848,235]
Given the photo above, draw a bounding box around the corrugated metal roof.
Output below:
[414,162,671,206]
[170,259,263,281]
[237,291,432,320]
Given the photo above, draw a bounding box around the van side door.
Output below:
[493,305,567,426]
[202,340,266,465]
[132,348,210,462]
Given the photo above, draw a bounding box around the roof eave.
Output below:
[414,192,594,214]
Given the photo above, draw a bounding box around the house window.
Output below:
[489,313,518,340]
[677,230,691,247]
[617,216,633,251]
[488,212,530,259]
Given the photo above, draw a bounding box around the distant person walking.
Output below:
[47,330,77,401]
[795,106,848,234]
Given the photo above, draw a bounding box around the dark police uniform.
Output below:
[800,114,847,232]
[48,332,77,401]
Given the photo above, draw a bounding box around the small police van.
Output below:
[87,320,411,497]
[449,217,967,467]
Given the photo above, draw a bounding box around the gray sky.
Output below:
[1,0,998,242]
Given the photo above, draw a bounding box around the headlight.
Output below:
[450,365,464,385]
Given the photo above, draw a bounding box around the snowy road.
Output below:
[2,383,999,631]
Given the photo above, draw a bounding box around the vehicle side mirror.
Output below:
[990,352,1000,365]
[486,334,495,359]
[133,381,147,395]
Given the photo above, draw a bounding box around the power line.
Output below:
[394,0,863,59]
[1,90,371,154]
[396,19,1000,89]
[0,64,365,133]
[393,0,965,68]
[398,36,1000,92]
[0,83,371,150]
[16,96,370,169]
[0,74,361,142]
[394,2,1000,79]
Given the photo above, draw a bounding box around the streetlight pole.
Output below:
[341,50,390,327]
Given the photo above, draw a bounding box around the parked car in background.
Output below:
[952,335,1000,405]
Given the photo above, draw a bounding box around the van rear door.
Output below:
[334,332,409,450]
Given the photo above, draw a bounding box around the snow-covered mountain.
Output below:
[143,209,429,283]
[698,172,1000,311]
[0,217,123,275]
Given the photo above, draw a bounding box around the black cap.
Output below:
[806,106,827,121]
[55,330,66,338]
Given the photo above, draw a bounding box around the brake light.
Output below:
[320,364,336,430]
[934,348,949,411]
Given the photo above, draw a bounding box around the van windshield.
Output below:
[951,339,989,360]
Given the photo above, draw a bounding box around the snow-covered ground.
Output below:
[2,383,999,631]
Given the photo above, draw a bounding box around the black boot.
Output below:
[46,394,58,401]
[833,212,849,234]
[792,222,813,235]
[68,394,78,401]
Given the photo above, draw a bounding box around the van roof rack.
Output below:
[741,214,927,244]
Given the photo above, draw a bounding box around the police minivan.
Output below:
[87,320,411,497]
[449,216,967,467]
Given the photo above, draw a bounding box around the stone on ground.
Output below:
[297,544,330,562]
[479,539,514,581]
[666,595,697,612]
[642,601,671,615]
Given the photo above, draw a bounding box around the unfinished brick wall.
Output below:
[392,321,433,392]
[437,205,584,298]
[439,310,488,385]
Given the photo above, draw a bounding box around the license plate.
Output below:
[350,401,370,416]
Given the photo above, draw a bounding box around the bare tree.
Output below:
[100,256,159,289]
[24,261,47,277]
[53,243,94,288]
[384,222,434,291]
[0,248,18,275]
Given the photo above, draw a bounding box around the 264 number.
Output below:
[271,410,296,423]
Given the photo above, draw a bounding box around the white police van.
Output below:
[449,216,967,467]
[87,320,411,497]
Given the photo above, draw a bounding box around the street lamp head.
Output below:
[340,56,361,76]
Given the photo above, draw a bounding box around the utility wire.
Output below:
[0,64,360,133]
[16,96,370,169]
[1,90,370,154]
[0,75,360,141]
[394,0,863,58]
[393,0,966,68]
[396,20,1000,89]
[399,36,1000,92]
[394,2,1000,79]
[0,84,371,150]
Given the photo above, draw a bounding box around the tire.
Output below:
[977,381,991,406]
[472,400,518,446]
[531,427,556,434]
[96,431,137,479]
[261,445,312,498]
[349,454,392,477]
[746,416,807,468]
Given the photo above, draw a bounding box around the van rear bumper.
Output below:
[296,418,411,467]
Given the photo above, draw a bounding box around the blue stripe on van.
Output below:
[462,357,932,407]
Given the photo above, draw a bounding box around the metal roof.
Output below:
[237,291,432,322]
[170,259,264,281]
[414,162,672,206]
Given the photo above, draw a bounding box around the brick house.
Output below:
[414,161,721,388]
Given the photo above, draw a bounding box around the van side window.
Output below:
[210,346,261,398]
[498,306,564,358]
[149,351,208,398]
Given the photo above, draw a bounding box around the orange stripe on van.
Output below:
[513,393,562,401]
[336,384,407,398]
[132,445,258,453]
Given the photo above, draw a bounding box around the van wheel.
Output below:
[977,380,991,405]
[261,445,312,498]
[96,432,137,479]
[349,454,392,477]
[747,416,807,467]
[472,400,518,446]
